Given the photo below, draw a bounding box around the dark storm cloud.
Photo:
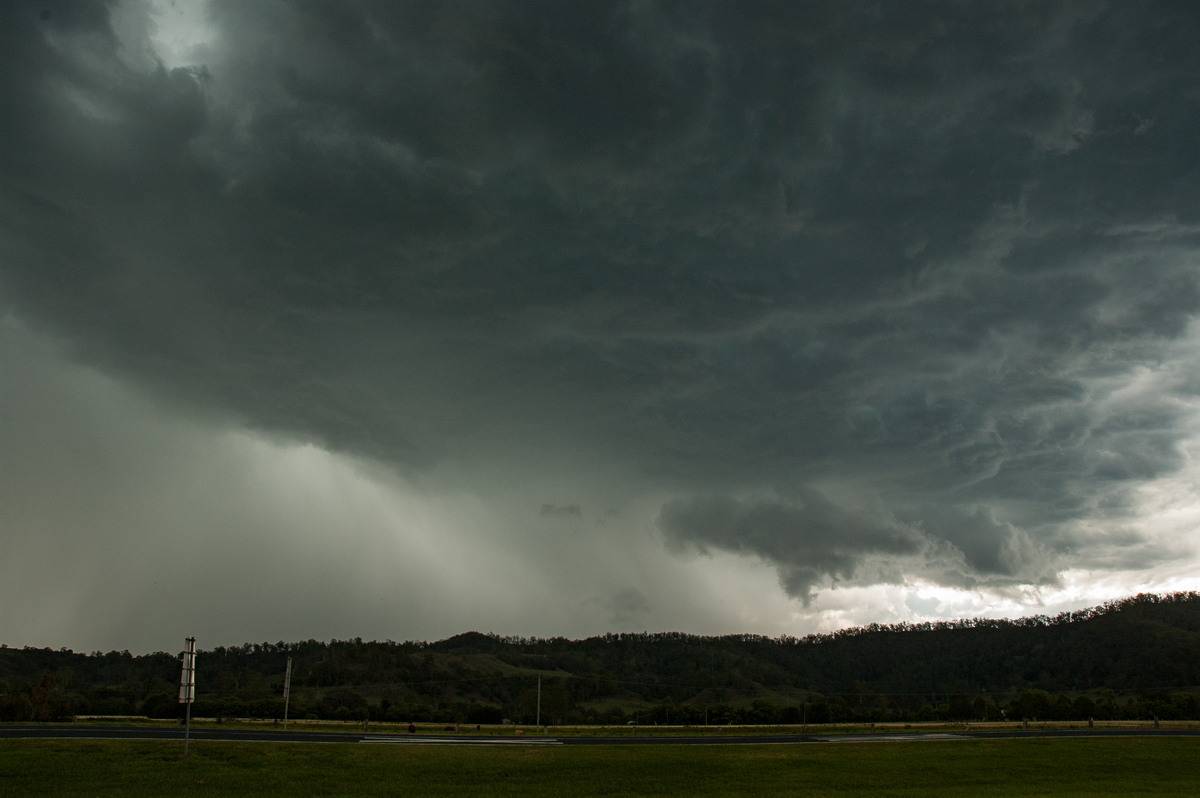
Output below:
[4,0,1200,617]
[540,503,581,518]
[597,587,650,627]
[900,504,1054,586]
[659,489,929,601]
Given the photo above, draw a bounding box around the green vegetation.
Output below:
[56,716,1200,738]
[4,592,1200,726]
[2,737,1198,796]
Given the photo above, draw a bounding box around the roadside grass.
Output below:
[66,715,1200,736]
[2,737,1198,796]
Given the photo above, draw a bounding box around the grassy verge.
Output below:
[65,716,1200,736]
[2,737,1198,796]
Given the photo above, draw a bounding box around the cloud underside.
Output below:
[658,489,1066,601]
[3,0,1200,639]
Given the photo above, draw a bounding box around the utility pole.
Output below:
[179,636,196,757]
[536,674,541,730]
[282,656,293,730]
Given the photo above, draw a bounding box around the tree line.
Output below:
[2,592,1198,724]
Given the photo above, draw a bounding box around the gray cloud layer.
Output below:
[3,1,1200,648]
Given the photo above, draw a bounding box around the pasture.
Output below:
[2,736,1198,796]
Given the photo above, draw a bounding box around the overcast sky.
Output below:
[3,0,1200,655]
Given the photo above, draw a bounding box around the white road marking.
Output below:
[361,735,563,745]
[816,733,965,743]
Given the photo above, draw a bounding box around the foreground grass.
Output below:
[2,738,1198,796]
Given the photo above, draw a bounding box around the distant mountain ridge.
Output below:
[3,592,1198,723]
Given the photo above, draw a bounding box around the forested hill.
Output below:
[3,592,1199,724]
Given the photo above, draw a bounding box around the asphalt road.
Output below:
[3,724,1199,746]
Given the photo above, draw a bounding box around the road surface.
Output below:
[3,724,1199,746]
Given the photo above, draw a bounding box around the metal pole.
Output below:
[282,657,293,730]
[184,700,193,757]
[536,675,541,729]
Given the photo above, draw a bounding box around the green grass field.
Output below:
[2,737,1198,796]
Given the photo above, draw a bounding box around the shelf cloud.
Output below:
[3,0,1200,652]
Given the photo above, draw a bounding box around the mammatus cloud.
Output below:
[2,1,1200,651]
